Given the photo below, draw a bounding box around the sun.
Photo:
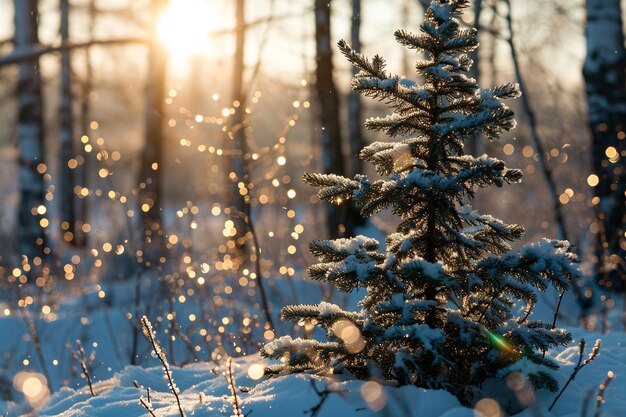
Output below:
[156,0,214,61]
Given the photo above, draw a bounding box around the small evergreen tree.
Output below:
[261,0,579,404]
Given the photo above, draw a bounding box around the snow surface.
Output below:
[0,325,621,417]
[31,355,472,417]
[1,250,624,417]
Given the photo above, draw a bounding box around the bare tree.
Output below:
[75,0,97,248]
[59,0,78,246]
[14,0,47,261]
[314,0,349,239]
[224,0,275,330]
[225,0,251,268]
[503,0,568,243]
[139,0,168,262]
[583,0,626,290]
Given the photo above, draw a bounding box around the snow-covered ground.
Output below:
[7,329,624,417]
[1,276,624,417]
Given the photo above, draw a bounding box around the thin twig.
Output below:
[102,304,124,365]
[0,38,147,66]
[72,339,95,397]
[141,316,185,417]
[549,339,601,411]
[130,269,142,365]
[307,380,331,417]
[581,387,595,417]
[139,396,157,417]
[601,302,608,334]
[167,288,177,366]
[245,201,275,332]
[14,286,52,391]
[171,324,201,363]
[552,294,565,330]
[306,379,348,417]
[593,371,615,417]
[225,357,244,417]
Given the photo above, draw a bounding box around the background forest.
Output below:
[0,0,623,416]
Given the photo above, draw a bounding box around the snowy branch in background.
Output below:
[549,338,601,411]
[71,340,95,397]
[593,370,616,417]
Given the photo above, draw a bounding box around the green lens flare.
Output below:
[488,331,511,351]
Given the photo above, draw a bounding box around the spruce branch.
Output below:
[549,339,601,411]
[338,39,386,79]
[141,316,185,417]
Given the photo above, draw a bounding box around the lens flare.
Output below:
[13,372,50,407]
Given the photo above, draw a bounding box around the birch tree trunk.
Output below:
[583,0,626,290]
[314,0,348,239]
[59,0,78,245]
[14,0,47,261]
[139,0,168,262]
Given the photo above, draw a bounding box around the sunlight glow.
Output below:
[157,0,214,61]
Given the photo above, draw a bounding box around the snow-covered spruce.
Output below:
[261,0,579,408]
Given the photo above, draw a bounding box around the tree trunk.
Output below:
[314,0,348,239]
[348,0,363,178]
[139,0,168,264]
[75,0,96,248]
[465,0,483,156]
[225,0,251,270]
[344,0,366,235]
[14,0,47,262]
[59,0,78,246]
[583,0,626,290]
[401,1,411,77]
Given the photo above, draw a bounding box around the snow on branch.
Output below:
[141,316,185,417]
